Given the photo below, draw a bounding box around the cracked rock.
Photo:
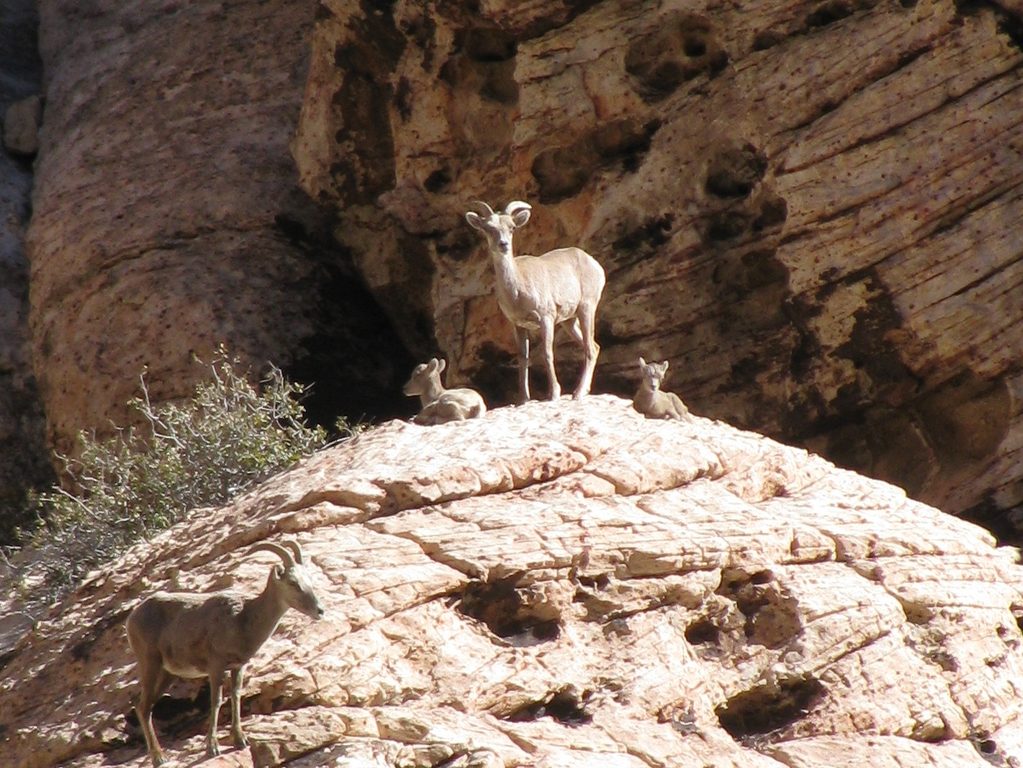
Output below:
[1,396,1021,767]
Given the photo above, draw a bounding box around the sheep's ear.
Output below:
[638,356,647,367]
[437,358,447,373]
[509,207,531,228]
[273,564,285,579]
[662,360,670,372]
[465,211,485,230]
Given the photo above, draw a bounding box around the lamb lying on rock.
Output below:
[633,356,689,420]
[403,358,487,425]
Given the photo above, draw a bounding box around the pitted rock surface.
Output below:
[1,397,1021,767]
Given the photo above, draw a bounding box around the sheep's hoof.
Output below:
[234,734,249,748]
[206,741,221,757]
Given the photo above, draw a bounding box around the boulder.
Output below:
[1,397,1021,767]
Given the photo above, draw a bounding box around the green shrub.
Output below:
[25,348,333,602]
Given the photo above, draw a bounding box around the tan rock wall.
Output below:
[294,0,1023,529]
[1,397,1021,766]
[26,0,413,462]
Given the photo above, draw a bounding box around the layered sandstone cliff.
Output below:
[294,0,1023,533]
[1,397,1022,767]
[25,0,413,465]
[11,0,1023,544]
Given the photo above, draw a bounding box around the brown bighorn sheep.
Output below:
[633,357,689,420]
[403,357,487,425]
[465,200,605,403]
[126,539,324,767]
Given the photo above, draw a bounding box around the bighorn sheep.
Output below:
[465,200,606,403]
[403,357,487,425]
[633,357,689,420]
[126,539,324,767]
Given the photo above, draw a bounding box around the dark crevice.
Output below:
[684,617,721,645]
[503,688,594,726]
[625,12,729,101]
[124,681,210,741]
[716,674,826,739]
[456,575,562,645]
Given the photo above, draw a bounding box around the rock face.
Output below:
[294,0,1023,533]
[25,0,413,463]
[0,0,52,532]
[2,397,1022,767]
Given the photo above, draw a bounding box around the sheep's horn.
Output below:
[248,541,296,568]
[469,200,494,216]
[504,200,532,216]
[280,538,305,565]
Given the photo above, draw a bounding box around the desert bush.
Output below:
[23,348,335,602]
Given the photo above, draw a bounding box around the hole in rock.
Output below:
[457,576,562,646]
[685,617,721,645]
[505,688,593,726]
[716,674,825,738]
[614,213,675,253]
[625,12,728,100]
[752,28,787,50]
[576,573,611,590]
[463,27,517,62]
[424,167,451,192]
[705,141,768,199]
[704,209,753,242]
[683,36,707,57]
[805,0,856,29]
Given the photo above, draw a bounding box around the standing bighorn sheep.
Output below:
[633,357,689,420]
[403,357,487,424]
[465,200,605,403]
[126,539,324,767]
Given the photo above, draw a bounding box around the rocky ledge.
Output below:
[1,396,1021,767]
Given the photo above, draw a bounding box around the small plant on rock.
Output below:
[23,347,333,603]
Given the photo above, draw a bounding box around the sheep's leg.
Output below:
[206,670,225,757]
[573,305,600,398]
[669,392,689,419]
[515,326,531,404]
[540,315,561,400]
[136,661,171,767]
[230,667,248,748]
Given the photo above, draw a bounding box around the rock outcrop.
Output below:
[0,0,52,531]
[2,397,1021,767]
[294,0,1023,533]
[25,0,413,464]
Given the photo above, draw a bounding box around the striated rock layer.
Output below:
[294,0,1023,532]
[2,397,1022,767]
[26,0,413,463]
